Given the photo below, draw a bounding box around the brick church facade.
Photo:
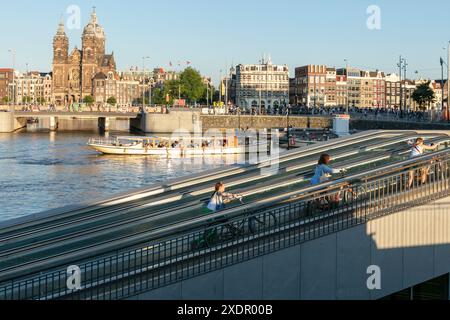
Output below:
[52,8,117,106]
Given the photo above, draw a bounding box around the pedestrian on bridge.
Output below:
[206,182,243,213]
[407,138,439,189]
[311,154,346,185]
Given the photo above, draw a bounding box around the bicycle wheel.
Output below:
[248,212,278,234]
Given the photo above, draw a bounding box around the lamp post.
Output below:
[440,57,445,118]
[149,77,153,107]
[447,41,450,123]
[286,104,291,150]
[344,59,349,115]
[142,56,150,113]
[8,49,16,112]
[397,56,407,118]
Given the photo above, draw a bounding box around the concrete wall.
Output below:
[200,115,332,131]
[140,111,201,133]
[137,112,333,133]
[38,117,130,132]
[0,112,26,132]
[131,196,450,300]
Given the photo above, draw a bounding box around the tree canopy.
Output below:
[412,82,435,110]
[151,68,214,105]
[83,95,95,105]
[107,97,117,105]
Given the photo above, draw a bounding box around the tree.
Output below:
[2,96,10,104]
[37,97,46,105]
[179,67,205,103]
[83,95,95,105]
[134,97,150,105]
[107,97,117,105]
[151,87,167,105]
[22,96,32,104]
[412,82,435,110]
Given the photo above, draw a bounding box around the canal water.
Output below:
[0,130,237,222]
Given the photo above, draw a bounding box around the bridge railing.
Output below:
[1,151,450,300]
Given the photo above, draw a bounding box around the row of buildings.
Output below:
[0,67,180,107]
[0,9,446,112]
[222,62,447,113]
[290,65,446,111]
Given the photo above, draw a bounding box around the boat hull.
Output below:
[88,144,248,156]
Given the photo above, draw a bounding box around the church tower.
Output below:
[52,18,69,105]
[81,8,106,97]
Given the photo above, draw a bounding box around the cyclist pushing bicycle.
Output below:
[309,154,351,211]
[205,182,244,213]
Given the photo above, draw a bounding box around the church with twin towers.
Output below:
[52,8,117,106]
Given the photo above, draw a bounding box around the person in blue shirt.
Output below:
[311,154,345,185]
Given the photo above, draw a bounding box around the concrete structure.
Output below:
[1,131,450,301]
[234,58,289,112]
[0,112,26,132]
[131,195,450,300]
[0,111,136,133]
[138,110,201,133]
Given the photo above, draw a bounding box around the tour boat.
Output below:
[87,136,254,156]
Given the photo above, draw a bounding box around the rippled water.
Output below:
[0,131,235,222]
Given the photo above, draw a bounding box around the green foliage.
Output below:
[412,82,436,110]
[107,96,117,105]
[83,95,95,105]
[151,68,213,105]
[1,96,10,104]
[36,97,46,105]
[179,67,204,103]
[134,97,150,105]
[22,96,32,104]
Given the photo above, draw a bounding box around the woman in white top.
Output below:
[206,182,242,213]
[408,138,439,188]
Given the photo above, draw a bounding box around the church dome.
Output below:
[83,8,105,39]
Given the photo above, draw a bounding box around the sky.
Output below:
[1,0,450,85]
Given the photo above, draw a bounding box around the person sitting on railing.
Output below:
[311,154,346,185]
[407,138,439,188]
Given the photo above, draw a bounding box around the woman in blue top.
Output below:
[311,154,344,185]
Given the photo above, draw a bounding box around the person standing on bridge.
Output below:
[311,154,346,185]
[407,138,439,188]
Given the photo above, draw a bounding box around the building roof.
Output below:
[93,72,107,80]
[101,54,115,67]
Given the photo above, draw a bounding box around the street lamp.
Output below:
[142,56,150,112]
[8,49,16,111]
[286,104,291,150]
[344,59,349,115]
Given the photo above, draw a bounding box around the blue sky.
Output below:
[1,0,450,85]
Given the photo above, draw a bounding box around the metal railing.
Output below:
[1,151,450,300]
